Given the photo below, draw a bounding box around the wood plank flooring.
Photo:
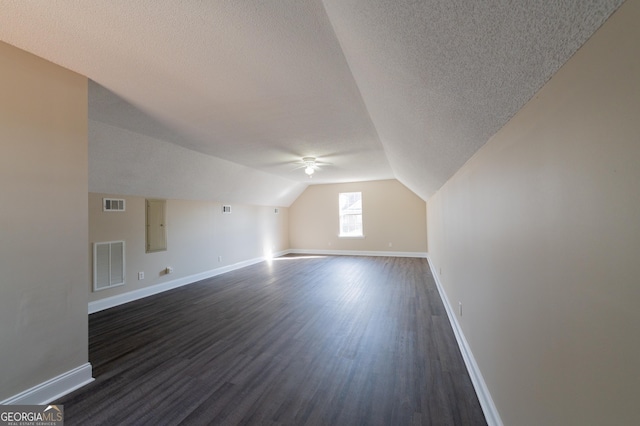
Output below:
[56,255,486,425]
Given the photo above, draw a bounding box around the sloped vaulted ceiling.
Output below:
[0,0,625,205]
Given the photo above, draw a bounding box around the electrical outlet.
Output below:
[218,256,222,262]
[165,266,174,274]
[138,272,144,280]
[458,301,463,316]
[388,242,392,247]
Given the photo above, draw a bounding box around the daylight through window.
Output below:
[339,191,363,237]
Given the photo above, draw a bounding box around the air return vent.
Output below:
[222,205,232,214]
[103,198,125,212]
[94,241,125,291]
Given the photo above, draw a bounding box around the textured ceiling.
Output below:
[0,0,625,205]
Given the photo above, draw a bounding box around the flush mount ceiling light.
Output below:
[303,157,316,177]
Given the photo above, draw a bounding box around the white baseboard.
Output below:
[289,248,428,258]
[89,252,288,314]
[1,363,94,405]
[426,254,502,426]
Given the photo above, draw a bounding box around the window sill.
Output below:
[338,235,366,239]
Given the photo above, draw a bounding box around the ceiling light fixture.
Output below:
[303,157,316,177]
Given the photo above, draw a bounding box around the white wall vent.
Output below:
[222,205,232,214]
[93,241,125,291]
[103,198,125,212]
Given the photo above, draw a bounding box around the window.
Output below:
[339,191,363,237]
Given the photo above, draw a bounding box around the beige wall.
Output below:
[0,42,88,399]
[89,193,288,303]
[427,2,640,425]
[290,179,427,253]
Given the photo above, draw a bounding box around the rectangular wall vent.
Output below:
[222,205,232,214]
[103,198,125,212]
[94,241,125,291]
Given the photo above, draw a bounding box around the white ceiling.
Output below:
[0,0,624,205]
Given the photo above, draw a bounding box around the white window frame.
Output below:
[338,191,364,238]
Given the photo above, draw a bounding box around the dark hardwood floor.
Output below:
[57,255,486,425]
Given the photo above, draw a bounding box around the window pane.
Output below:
[339,192,363,236]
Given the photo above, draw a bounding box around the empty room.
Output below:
[1,1,639,425]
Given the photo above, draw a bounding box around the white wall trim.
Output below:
[289,248,428,258]
[89,251,288,314]
[0,363,94,405]
[426,254,503,426]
